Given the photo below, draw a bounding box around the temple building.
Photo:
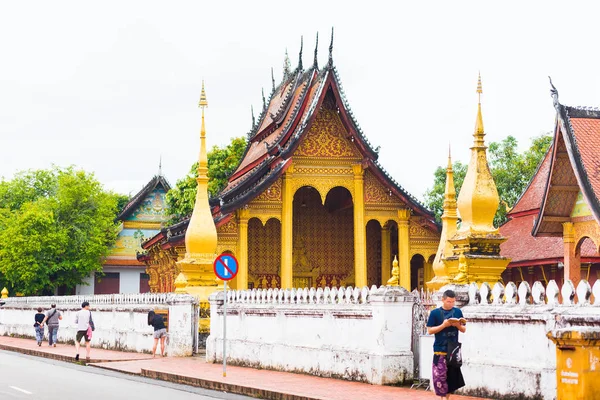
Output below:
[500,82,600,287]
[140,34,440,292]
[76,173,171,295]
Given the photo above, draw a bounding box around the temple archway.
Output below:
[292,186,354,288]
[410,254,425,292]
[576,236,599,285]
[248,217,282,289]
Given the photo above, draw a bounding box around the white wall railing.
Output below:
[466,279,600,306]
[224,285,375,305]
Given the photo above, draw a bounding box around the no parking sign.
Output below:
[213,254,238,281]
[213,253,239,378]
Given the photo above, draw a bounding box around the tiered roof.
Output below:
[500,82,600,265]
[209,33,436,229]
[117,175,171,221]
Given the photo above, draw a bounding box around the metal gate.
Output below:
[411,289,435,386]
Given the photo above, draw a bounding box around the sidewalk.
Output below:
[0,336,486,400]
[0,336,152,363]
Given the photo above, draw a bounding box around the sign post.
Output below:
[213,253,239,378]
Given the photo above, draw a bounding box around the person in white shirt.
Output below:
[74,301,93,361]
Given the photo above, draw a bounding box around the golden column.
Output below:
[381,225,391,283]
[352,164,367,288]
[427,148,458,289]
[236,208,250,290]
[562,222,580,285]
[443,74,510,284]
[280,167,294,289]
[174,82,221,300]
[397,209,411,290]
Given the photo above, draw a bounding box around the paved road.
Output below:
[0,350,250,400]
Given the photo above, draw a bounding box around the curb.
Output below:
[141,368,320,400]
[0,343,145,365]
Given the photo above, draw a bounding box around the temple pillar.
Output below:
[397,209,411,290]
[353,164,367,288]
[237,208,249,290]
[381,225,391,284]
[280,169,294,289]
[562,222,580,285]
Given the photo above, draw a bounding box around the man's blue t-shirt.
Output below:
[426,307,463,352]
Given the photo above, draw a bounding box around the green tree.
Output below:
[166,137,247,222]
[423,161,468,223]
[424,134,552,226]
[0,167,122,295]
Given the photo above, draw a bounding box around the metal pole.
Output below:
[223,280,227,377]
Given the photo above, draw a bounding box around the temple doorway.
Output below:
[411,254,425,292]
[292,186,354,288]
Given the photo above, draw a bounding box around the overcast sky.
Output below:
[1,1,599,202]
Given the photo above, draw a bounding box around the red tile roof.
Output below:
[500,213,599,265]
[570,117,600,206]
[509,147,552,215]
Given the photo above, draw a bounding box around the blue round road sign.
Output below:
[213,254,239,281]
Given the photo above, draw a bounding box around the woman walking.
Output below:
[147,311,167,357]
[34,307,45,346]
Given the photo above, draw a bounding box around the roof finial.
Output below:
[158,155,163,176]
[477,71,482,104]
[327,27,334,67]
[298,36,303,71]
[251,105,256,128]
[549,76,559,106]
[474,73,485,147]
[197,81,209,178]
[262,87,266,110]
[313,32,319,69]
[283,49,291,79]
[198,80,208,109]
[271,67,276,92]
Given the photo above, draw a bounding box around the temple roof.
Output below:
[533,97,600,236]
[209,44,436,227]
[117,174,171,221]
[508,146,553,216]
[500,86,600,264]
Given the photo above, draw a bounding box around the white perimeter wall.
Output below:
[206,286,415,385]
[0,293,197,356]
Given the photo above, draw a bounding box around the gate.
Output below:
[411,289,435,386]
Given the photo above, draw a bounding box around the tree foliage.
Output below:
[0,167,122,295]
[424,134,553,226]
[166,137,247,223]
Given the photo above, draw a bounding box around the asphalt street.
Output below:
[0,350,251,400]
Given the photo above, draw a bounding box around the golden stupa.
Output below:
[174,82,223,300]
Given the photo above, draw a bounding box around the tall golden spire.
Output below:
[474,72,485,148]
[175,81,219,296]
[427,145,458,289]
[197,81,209,179]
[456,73,499,234]
[443,145,457,212]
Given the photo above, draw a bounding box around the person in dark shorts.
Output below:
[34,307,45,346]
[148,310,167,357]
[74,301,93,361]
[426,290,467,399]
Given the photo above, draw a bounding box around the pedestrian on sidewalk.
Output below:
[426,289,466,399]
[34,307,45,346]
[41,304,62,347]
[147,310,167,357]
[74,301,94,361]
